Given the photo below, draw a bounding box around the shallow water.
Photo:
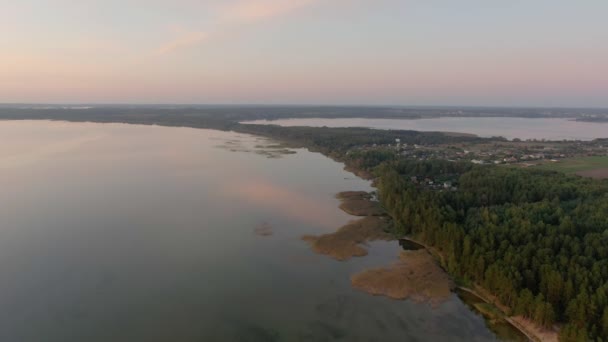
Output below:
[0,120,500,341]
[243,117,608,141]
[457,290,529,342]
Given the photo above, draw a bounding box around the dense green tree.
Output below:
[376,160,608,340]
[602,308,608,338]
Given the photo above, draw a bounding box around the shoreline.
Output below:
[308,186,545,340]
[303,190,454,305]
[350,249,454,306]
[457,287,540,342]
[302,191,392,261]
[332,194,551,341]
[0,118,570,340]
[302,167,547,340]
[398,237,556,341]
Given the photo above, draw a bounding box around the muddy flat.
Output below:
[351,250,453,305]
[254,222,274,236]
[336,191,386,216]
[302,216,392,261]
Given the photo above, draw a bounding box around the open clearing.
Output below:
[532,156,608,179]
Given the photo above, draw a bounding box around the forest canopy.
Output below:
[376,160,608,341]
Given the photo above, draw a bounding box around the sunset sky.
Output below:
[2,0,607,107]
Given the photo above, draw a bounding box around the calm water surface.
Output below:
[0,120,500,341]
[244,117,608,141]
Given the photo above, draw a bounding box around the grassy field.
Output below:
[532,156,608,174]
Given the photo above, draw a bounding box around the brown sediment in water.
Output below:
[302,216,392,261]
[335,191,372,200]
[215,139,296,159]
[254,149,297,158]
[350,249,453,306]
[254,222,274,236]
[335,191,386,216]
[254,143,290,149]
[343,165,374,180]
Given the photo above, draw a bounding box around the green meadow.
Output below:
[533,156,608,174]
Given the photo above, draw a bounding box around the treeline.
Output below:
[4,106,608,339]
[237,124,483,149]
[3,105,602,121]
[376,160,608,341]
[0,107,487,151]
[236,124,491,183]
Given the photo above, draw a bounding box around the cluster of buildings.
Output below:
[409,176,458,191]
[394,140,608,166]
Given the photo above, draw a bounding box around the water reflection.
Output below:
[243,117,608,141]
[0,120,501,341]
[214,136,296,158]
[226,180,344,229]
[399,239,425,251]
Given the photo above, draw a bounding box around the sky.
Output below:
[1,0,607,107]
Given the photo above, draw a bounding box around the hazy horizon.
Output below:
[2,103,608,111]
[2,1,607,107]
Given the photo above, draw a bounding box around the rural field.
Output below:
[533,156,608,179]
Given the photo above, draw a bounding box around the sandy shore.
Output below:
[508,316,558,342]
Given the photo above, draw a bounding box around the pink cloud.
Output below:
[156,30,208,55]
[154,0,318,54]
[221,0,317,23]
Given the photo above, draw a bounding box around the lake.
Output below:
[243,117,608,141]
[0,120,504,341]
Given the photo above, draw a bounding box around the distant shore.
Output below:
[0,114,590,339]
